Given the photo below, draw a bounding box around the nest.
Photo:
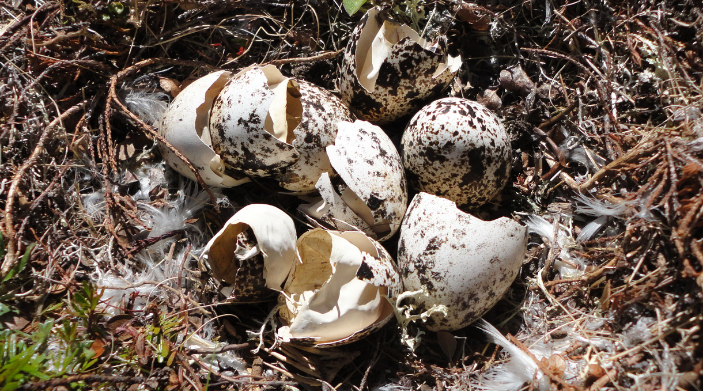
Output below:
[1,0,702,390]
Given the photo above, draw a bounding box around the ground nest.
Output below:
[1,0,702,390]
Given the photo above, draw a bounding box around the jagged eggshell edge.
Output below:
[203,204,297,291]
[159,70,249,187]
[275,80,354,193]
[210,65,299,177]
[327,120,408,241]
[337,7,461,124]
[397,192,527,331]
[278,229,400,347]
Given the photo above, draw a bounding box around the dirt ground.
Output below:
[1,0,702,389]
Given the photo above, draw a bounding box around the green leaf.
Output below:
[2,243,34,284]
[343,0,367,16]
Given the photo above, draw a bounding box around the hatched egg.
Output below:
[277,228,402,347]
[401,97,512,207]
[158,70,249,187]
[209,65,353,193]
[397,192,527,331]
[298,120,408,242]
[337,7,461,124]
[202,204,297,302]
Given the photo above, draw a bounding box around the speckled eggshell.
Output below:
[401,98,511,207]
[210,65,299,178]
[337,7,461,124]
[274,80,354,193]
[158,71,249,187]
[326,120,408,241]
[397,192,527,331]
[277,229,402,347]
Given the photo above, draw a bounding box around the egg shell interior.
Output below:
[279,229,397,346]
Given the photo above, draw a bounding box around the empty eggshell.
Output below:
[298,120,408,242]
[202,204,297,302]
[338,7,461,124]
[397,192,527,331]
[159,70,249,187]
[209,65,352,193]
[401,98,512,207]
[277,229,402,347]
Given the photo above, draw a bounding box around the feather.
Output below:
[574,193,630,217]
[576,215,610,242]
[473,319,549,391]
[123,89,169,126]
[82,190,106,221]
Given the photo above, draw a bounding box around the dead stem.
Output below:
[1,100,87,278]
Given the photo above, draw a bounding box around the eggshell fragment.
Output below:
[298,120,408,242]
[274,80,354,193]
[202,204,297,302]
[210,65,352,193]
[397,193,527,331]
[158,70,249,187]
[210,65,300,178]
[401,98,511,207]
[338,7,461,124]
[278,229,401,347]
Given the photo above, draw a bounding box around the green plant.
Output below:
[344,0,368,15]
[1,234,34,286]
[0,322,53,391]
[69,281,105,334]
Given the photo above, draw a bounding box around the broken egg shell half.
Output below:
[202,204,297,302]
[209,65,353,193]
[337,7,461,124]
[158,70,250,188]
[298,120,408,242]
[401,98,511,207]
[277,229,402,347]
[397,193,527,331]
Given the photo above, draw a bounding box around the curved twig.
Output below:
[1,101,87,278]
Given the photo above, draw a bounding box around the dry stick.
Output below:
[18,374,148,390]
[187,342,251,355]
[0,101,87,278]
[588,368,617,391]
[538,100,578,130]
[576,141,658,192]
[265,49,343,66]
[107,58,220,210]
[0,2,59,53]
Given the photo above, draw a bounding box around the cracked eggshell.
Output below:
[397,193,527,331]
[202,204,297,302]
[210,65,352,193]
[159,70,249,187]
[298,120,408,242]
[337,7,461,124]
[401,98,511,207]
[278,229,402,347]
[274,80,354,193]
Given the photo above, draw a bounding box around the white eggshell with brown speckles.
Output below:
[401,98,511,207]
[274,80,354,193]
[337,7,461,124]
[159,70,249,187]
[210,65,300,178]
[398,193,527,331]
[277,229,402,347]
[298,120,407,242]
[210,65,352,193]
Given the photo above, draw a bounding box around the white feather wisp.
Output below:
[123,89,169,126]
[472,319,549,391]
